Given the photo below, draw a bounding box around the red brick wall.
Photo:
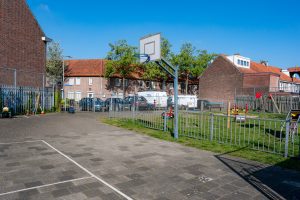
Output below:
[0,0,46,87]
[199,56,243,101]
[242,73,271,88]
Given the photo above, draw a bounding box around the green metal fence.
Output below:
[109,105,299,158]
[0,85,54,115]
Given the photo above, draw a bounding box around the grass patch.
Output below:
[102,117,300,172]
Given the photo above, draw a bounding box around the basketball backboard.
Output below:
[139,33,161,63]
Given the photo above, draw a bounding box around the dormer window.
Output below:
[227,55,251,69]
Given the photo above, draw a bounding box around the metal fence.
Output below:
[0,85,54,115]
[109,103,300,158]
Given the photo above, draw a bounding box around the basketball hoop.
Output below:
[135,54,150,64]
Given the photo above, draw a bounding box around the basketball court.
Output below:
[0,112,285,199]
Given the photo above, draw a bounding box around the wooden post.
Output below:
[270,94,281,114]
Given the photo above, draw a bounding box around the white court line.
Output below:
[0,176,92,197]
[0,140,43,145]
[41,140,133,200]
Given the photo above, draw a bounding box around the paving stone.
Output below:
[6,162,20,167]
[82,188,104,197]
[126,173,143,180]
[40,165,55,170]
[90,158,104,162]
[52,188,71,198]
[24,181,43,188]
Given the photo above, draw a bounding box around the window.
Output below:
[69,78,74,85]
[152,82,156,89]
[145,81,152,88]
[88,78,93,85]
[87,92,94,98]
[68,91,74,99]
[75,77,81,85]
[75,91,81,101]
[237,59,241,65]
[115,78,121,87]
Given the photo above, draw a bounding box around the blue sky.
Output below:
[27,0,300,68]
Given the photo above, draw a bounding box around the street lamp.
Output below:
[62,56,72,111]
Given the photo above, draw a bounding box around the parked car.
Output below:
[79,97,104,111]
[103,98,124,111]
[123,96,151,110]
[94,99,105,112]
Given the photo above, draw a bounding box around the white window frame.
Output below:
[88,77,93,86]
[75,77,81,85]
[68,91,75,99]
[75,91,81,101]
[87,92,94,98]
[69,78,74,85]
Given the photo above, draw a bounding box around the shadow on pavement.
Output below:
[215,148,300,200]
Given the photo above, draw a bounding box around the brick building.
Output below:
[199,54,300,102]
[64,59,164,100]
[0,0,50,87]
[64,59,196,101]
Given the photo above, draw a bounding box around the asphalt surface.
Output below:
[0,112,299,200]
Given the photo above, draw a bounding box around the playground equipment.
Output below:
[161,107,174,119]
[231,104,248,123]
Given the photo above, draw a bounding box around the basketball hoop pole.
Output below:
[173,66,179,139]
[140,33,178,139]
[156,58,179,139]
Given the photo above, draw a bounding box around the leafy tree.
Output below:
[192,50,218,78]
[142,37,172,90]
[46,42,63,84]
[46,42,64,112]
[105,40,138,98]
[171,43,196,94]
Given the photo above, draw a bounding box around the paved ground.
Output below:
[0,112,299,200]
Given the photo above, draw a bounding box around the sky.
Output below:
[27,0,300,68]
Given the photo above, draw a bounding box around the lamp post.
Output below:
[62,56,72,111]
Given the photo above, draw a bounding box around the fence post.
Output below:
[42,74,45,111]
[210,113,214,141]
[164,107,167,132]
[284,119,290,158]
[14,69,17,113]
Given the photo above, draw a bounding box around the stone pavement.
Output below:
[0,113,299,200]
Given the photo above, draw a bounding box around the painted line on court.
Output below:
[41,140,133,200]
[0,176,92,197]
[0,140,43,145]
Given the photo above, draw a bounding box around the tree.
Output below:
[192,50,218,78]
[171,43,196,94]
[141,37,172,90]
[46,42,63,84]
[105,40,138,98]
[46,42,64,112]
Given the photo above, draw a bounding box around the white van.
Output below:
[171,95,198,108]
[138,91,168,108]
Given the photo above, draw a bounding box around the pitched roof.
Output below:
[65,59,105,77]
[288,67,300,73]
[231,58,300,83]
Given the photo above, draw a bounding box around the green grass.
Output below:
[102,117,300,172]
